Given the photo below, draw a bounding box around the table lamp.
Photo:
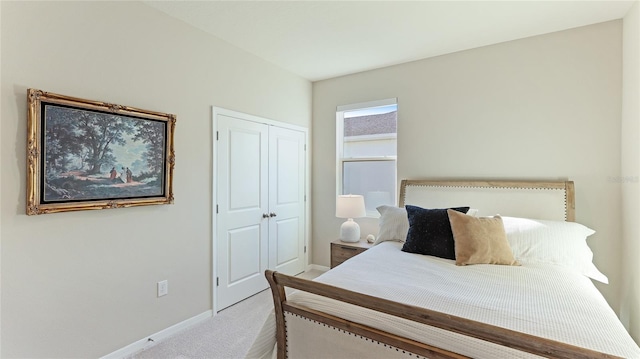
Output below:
[336,194,366,242]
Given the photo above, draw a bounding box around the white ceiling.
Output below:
[143,1,636,81]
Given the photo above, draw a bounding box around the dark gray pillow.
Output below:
[401,205,470,259]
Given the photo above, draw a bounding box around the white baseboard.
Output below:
[101,310,213,359]
[306,264,330,272]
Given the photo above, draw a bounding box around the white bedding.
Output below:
[246,241,640,358]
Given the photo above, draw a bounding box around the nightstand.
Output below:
[330,239,373,268]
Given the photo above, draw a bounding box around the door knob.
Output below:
[262,213,269,218]
[269,212,277,217]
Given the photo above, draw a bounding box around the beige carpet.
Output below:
[133,269,324,359]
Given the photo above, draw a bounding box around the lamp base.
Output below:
[340,218,360,242]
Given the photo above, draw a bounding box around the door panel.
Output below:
[216,115,269,310]
[275,217,300,266]
[276,137,301,204]
[229,129,263,210]
[269,126,306,276]
[228,225,261,283]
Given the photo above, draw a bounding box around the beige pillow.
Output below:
[447,209,519,266]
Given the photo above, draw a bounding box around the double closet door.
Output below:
[215,111,306,310]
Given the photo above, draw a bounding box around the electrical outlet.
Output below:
[157,280,168,297]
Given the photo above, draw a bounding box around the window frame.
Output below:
[336,98,398,217]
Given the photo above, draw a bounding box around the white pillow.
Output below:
[502,216,608,283]
[466,208,479,217]
[374,205,409,245]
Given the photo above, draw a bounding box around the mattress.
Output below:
[246,241,640,358]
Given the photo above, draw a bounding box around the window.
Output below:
[337,98,397,217]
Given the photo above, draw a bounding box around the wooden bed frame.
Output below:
[265,180,620,359]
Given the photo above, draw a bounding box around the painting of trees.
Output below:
[41,104,167,200]
[26,88,175,215]
[44,106,137,176]
[132,120,166,179]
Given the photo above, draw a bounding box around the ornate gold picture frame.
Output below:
[26,89,175,215]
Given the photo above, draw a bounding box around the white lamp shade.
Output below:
[336,195,366,218]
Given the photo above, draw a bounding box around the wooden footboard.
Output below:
[265,270,621,359]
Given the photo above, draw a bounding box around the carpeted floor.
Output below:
[133,269,324,359]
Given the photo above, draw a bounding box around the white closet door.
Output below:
[268,126,306,276]
[216,115,269,310]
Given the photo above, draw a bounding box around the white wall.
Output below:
[313,20,624,320]
[0,2,3,355]
[621,1,640,344]
[0,1,311,357]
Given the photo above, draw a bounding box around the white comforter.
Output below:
[246,241,640,358]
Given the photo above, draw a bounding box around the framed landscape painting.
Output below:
[26,89,175,215]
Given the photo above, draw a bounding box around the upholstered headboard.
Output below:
[399,180,575,221]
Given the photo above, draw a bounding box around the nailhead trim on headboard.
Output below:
[398,180,575,222]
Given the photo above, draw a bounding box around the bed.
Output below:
[246,179,640,359]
